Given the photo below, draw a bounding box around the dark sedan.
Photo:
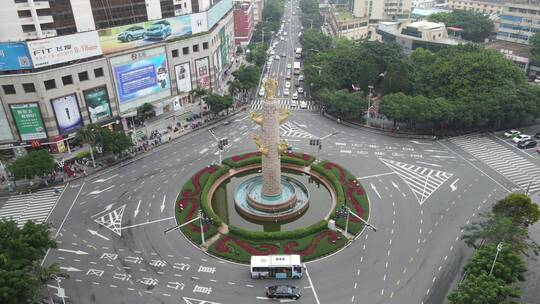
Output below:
[266,285,301,300]
[517,140,537,149]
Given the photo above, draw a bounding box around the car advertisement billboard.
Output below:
[195,57,210,90]
[27,31,102,68]
[98,15,194,54]
[0,103,14,141]
[51,94,83,135]
[175,62,192,93]
[9,103,47,140]
[110,47,171,113]
[208,0,233,29]
[83,86,112,123]
[0,43,33,71]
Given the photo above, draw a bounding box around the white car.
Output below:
[285,81,291,88]
[259,88,265,97]
[300,101,307,109]
[298,87,304,94]
[275,55,280,60]
[504,130,520,138]
[284,31,287,35]
[513,134,532,143]
[298,75,304,81]
[291,99,298,107]
[287,63,292,69]
[292,92,298,100]
[280,36,285,41]
[270,50,275,55]
[283,88,290,96]
[282,52,287,57]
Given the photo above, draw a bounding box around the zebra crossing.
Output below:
[450,134,540,194]
[380,158,453,205]
[250,98,319,111]
[0,187,63,227]
[280,121,314,138]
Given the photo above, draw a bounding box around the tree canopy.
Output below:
[447,273,520,304]
[530,32,540,65]
[428,10,494,42]
[7,149,54,180]
[492,193,540,226]
[204,94,233,116]
[463,243,526,284]
[299,0,323,30]
[0,220,59,304]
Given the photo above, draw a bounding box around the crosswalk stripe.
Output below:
[0,187,64,227]
[250,98,319,111]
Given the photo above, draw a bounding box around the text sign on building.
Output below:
[9,103,47,141]
[0,43,33,71]
[27,31,102,68]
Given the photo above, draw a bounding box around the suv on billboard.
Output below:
[144,20,172,40]
[117,25,146,42]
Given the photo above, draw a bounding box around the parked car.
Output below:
[287,63,292,69]
[275,55,280,60]
[504,130,521,138]
[117,25,145,42]
[513,134,532,143]
[517,140,537,149]
[144,20,171,40]
[266,285,300,300]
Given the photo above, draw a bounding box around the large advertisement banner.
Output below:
[219,28,228,68]
[83,86,112,123]
[98,15,193,54]
[0,103,14,141]
[208,0,233,29]
[27,31,102,68]
[195,57,211,90]
[175,62,192,93]
[9,103,47,140]
[51,94,83,135]
[110,47,171,112]
[0,43,33,71]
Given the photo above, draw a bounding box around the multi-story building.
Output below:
[0,0,235,152]
[327,6,370,40]
[446,0,504,15]
[251,0,265,23]
[233,1,254,45]
[413,0,438,9]
[496,0,540,44]
[352,0,413,21]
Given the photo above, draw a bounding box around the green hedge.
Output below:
[281,152,316,167]
[318,160,356,181]
[228,220,327,240]
[310,162,345,217]
[199,165,231,227]
[222,153,262,168]
[222,152,315,168]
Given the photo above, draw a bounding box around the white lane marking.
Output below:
[450,178,459,192]
[122,217,175,230]
[134,200,141,218]
[416,161,442,168]
[160,195,167,213]
[304,264,321,304]
[199,148,209,154]
[370,183,382,199]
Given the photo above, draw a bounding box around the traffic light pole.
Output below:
[199,210,205,245]
[208,129,224,164]
[313,131,340,162]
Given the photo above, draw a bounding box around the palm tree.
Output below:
[75,125,97,168]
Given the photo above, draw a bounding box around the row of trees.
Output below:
[448,193,540,303]
[531,32,540,66]
[0,220,60,304]
[428,10,494,42]
[299,0,323,30]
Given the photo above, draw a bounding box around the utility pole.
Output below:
[367,85,374,127]
[489,242,504,276]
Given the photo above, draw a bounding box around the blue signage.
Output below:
[0,43,33,71]
[208,0,233,29]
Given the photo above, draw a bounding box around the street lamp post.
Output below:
[489,242,504,276]
[310,131,339,162]
[366,85,374,127]
[199,210,214,245]
[335,206,350,235]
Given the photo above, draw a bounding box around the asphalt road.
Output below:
[18,1,540,304]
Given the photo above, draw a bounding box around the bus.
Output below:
[295,48,302,59]
[250,255,303,279]
[293,61,301,75]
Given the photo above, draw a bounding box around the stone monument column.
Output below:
[261,79,281,197]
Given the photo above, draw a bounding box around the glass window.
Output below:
[22,83,36,93]
[62,75,73,85]
[2,85,16,95]
[203,42,209,50]
[183,47,189,55]
[78,71,89,81]
[193,44,199,52]
[44,79,56,90]
[172,49,179,57]
[94,68,104,78]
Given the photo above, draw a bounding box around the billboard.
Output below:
[0,103,14,141]
[51,94,83,135]
[9,103,47,140]
[110,47,171,112]
[98,15,193,54]
[195,57,210,90]
[27,31,102,68]
[208,0,233,29]
[175,62,192,93]
[83,86,112,123]
[0,43,33,71]
[219,28,228,68]
[191,12,208,34]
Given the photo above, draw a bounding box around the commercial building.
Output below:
[326,6,370,40]
[351,0,413,21]
[446,0,505,15]
[412,0,438,9]
[233,1,255,45]
[496,0,540,45]
[0,0,235,152]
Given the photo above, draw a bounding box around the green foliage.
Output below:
[463,243,526,284]
[8,149,54,180]
[94,128,132,155]
[199,165,231,227]
[0,220,59,304]
[380,93,455,128]
[318,89,367,120]
[530,32,540,65]
[428,10,494,42]
[229,220,327,240]
[247,42,269,67]
[447,273,520,304]
[229,64,261,95]
[300,29,332,59]
[310,162,345,210]
[492,193,540,226]
[74,150,91,160]
[299,0,323,30]
[281,152,316,166]
[222,154,262,168]
[204,94,233,116]
[381,60,412,95]
[136,102,154,121]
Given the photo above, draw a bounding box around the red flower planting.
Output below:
[177,166,217,233]
[215,236,280,255]
[284,152,311,161]
[231,152,261,162]
[323,162,366,222]
[181,166,217,197]
[283,231,340,256]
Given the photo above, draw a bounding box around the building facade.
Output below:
[446,0,505,14]
[352,0,413,21]
[412,0,438,9]
[328,6,371,40]
[233,1,254,45]
[0,0,235,149]
[496,0,540,44]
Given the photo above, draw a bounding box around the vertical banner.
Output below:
[219,27,228,68]
[9,103,47,140]
[174,62,192,93]
[83,86,112,123]
[51,94,83,134]
[0,102,14,140]
[195,57,210,90]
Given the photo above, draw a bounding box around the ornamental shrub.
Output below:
[228,220,327,240]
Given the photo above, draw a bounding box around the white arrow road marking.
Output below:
[89,185,114,195]
[87,229,110,241]
[391,181,401,191]
[411,140,432,145]
[370,183,382,199]
[60,266,81,272]
[91,203,115,218]
[57,248,89,255]
[450,179,459,192]
[134,200,141,218]
[161,195,167,213]
[92,174,118,183]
